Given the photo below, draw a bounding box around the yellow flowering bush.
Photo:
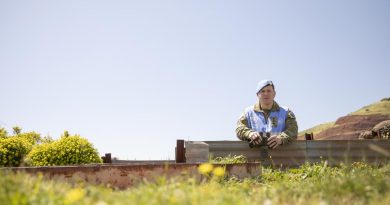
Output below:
[0,137,32,166]
[0,127,43,167]
[26,135,102,166]
[16,132,42,145]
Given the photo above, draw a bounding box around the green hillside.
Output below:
[299,121,335,136]
[349,97,390,116]
[298,98,390,136]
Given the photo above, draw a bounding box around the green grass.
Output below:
[350,98,390,116]
[298,121,335,136]
[1,162,390,205]
[210,154,247,164]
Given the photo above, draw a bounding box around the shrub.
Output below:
[26,135,102,166]
[0,137,33,167]
[211,155,247,164]
[0,128,7,139]
[41,135,55,143]
[16,132,42,145]
[12,126,22,135]
[9,127,41,145]
[0,127,41,167]
[381,97,390,101]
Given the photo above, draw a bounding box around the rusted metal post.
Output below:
[305,133,314,140]
[104,153,112,163]
[176,139,185,163]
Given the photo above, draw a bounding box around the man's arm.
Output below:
[236,112,253,141]
[279,109,298,144]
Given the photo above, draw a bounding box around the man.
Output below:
[236,79,298,149]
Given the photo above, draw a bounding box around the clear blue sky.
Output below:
[1,1,389,160]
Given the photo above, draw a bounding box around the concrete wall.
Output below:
[185,140,390,167]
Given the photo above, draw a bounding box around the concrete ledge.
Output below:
[182,140,390,166]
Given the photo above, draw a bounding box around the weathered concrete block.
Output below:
[185,141,209,163]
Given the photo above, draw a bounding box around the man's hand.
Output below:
[267,134,282,149]
[248,132,262,145]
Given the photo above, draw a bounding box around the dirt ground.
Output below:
[299,114,390,140]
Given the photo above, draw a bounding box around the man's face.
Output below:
[257,85,276,104]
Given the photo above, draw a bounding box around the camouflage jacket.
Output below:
[236,101,298,145]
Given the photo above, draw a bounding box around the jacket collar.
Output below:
[254,101,280,112]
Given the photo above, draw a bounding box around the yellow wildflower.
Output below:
[198,163,213,175]
[213,167,225,177]
[65,188,85,204]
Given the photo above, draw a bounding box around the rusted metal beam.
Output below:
[4,163,262,189]
[111,160,175,164]
[175,139,185,163]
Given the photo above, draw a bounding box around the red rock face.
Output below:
[314,114,390,140]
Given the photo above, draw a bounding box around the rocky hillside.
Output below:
[298,98,390,140]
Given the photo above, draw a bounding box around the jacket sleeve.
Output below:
[279,109,298,145]
[235,111,254,141]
